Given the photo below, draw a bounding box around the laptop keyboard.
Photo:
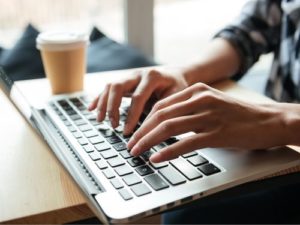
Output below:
[49,96,221,201]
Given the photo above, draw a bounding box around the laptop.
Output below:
[1,67,300,224]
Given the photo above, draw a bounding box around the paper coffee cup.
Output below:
[36,31,88,94]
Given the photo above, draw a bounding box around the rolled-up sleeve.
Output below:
[214,0,282,79]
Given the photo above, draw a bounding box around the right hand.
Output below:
[88,68,189,136]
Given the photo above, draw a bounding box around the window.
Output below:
[0,0,249,64]
[154,0,248,64]
[0,0,124,47]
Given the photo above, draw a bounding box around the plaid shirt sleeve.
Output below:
[214,0,282,80]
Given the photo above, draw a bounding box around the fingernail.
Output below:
[130,145,141,157]
[88,104,94,111]
[150,152,162,163]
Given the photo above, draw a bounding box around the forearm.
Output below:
[276,103,300,146]
[182,38,242,86]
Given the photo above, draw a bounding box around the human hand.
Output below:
[88,68,188,135]
[128,83,289,163]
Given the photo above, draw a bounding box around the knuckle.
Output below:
[147,69,162,80]
[111,82,123,90]
[192,82,208,92]
[153,101,164,112]
[155,110,167,122]
[160,121,173,134]
[198,91,217,103]
[131,93,143,103]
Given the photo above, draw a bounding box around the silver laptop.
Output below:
[1,67,300,224]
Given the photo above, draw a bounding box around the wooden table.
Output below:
[0,69,299,224]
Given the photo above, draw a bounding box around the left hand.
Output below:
[128,83,289,163]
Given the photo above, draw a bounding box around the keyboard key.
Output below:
[120,115,127,121]
[110,178,124,189]
[165,137,179,145]
[58,100,69,107]
[114,165,133,176]
[127,157,145,167]
[90,120,101,126]
[119,150,133,159]
[65,109,76,115]
[112,142,127,151]
[198,163,220,176]
[68,126,77,132]
[114,125,124,133]
[122,173,142,186]
[78,138,88,146]
[95,160,108,170]
[150,161,168,169]
[136,165,154,176]
[83,145,95,153]
[187,155,208,166]
[84,130,98,138]
[170,158,203,180]
[119,188,133,201]
[102,168,115,179]
[106,135,122,144]
[78,105,86,111]
[81,110,91,116]
[107,156,125,167]
[141,149,155,161]
[87,115,101,126]
[95,142,111,151]
[98,127,115,138]
[72,131,82,139]
[131,183,151,197]
[70,114,82,121]
[101,149,118,159]
[99,129,115,138]
[79,124,92,132]
[89,152,101,161]
[182,151,198,158]
[69,97,81,104]
[159,166,186,185]
[60,115,67,121]
[63,120,71,126]
[144,174,169,191]
[89,136,104,144]
[153,143,166,151]
[74,119,87,126]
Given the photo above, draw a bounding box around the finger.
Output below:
[106,84,124,128]
[123,75,159,135]
[146,83,209,120]
[128,91,213,149]
[96,84,110,122]
[88,96,99,111]
[102,75,141,127]
[130,114,206,156]
[145,86,192,120]
[128,99,195,149]
[150,133,212,163]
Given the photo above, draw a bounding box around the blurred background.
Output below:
[0,0,247,64]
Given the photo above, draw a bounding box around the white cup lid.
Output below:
[36,31,89,51]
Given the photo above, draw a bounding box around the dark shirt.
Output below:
[216,0,300,102]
